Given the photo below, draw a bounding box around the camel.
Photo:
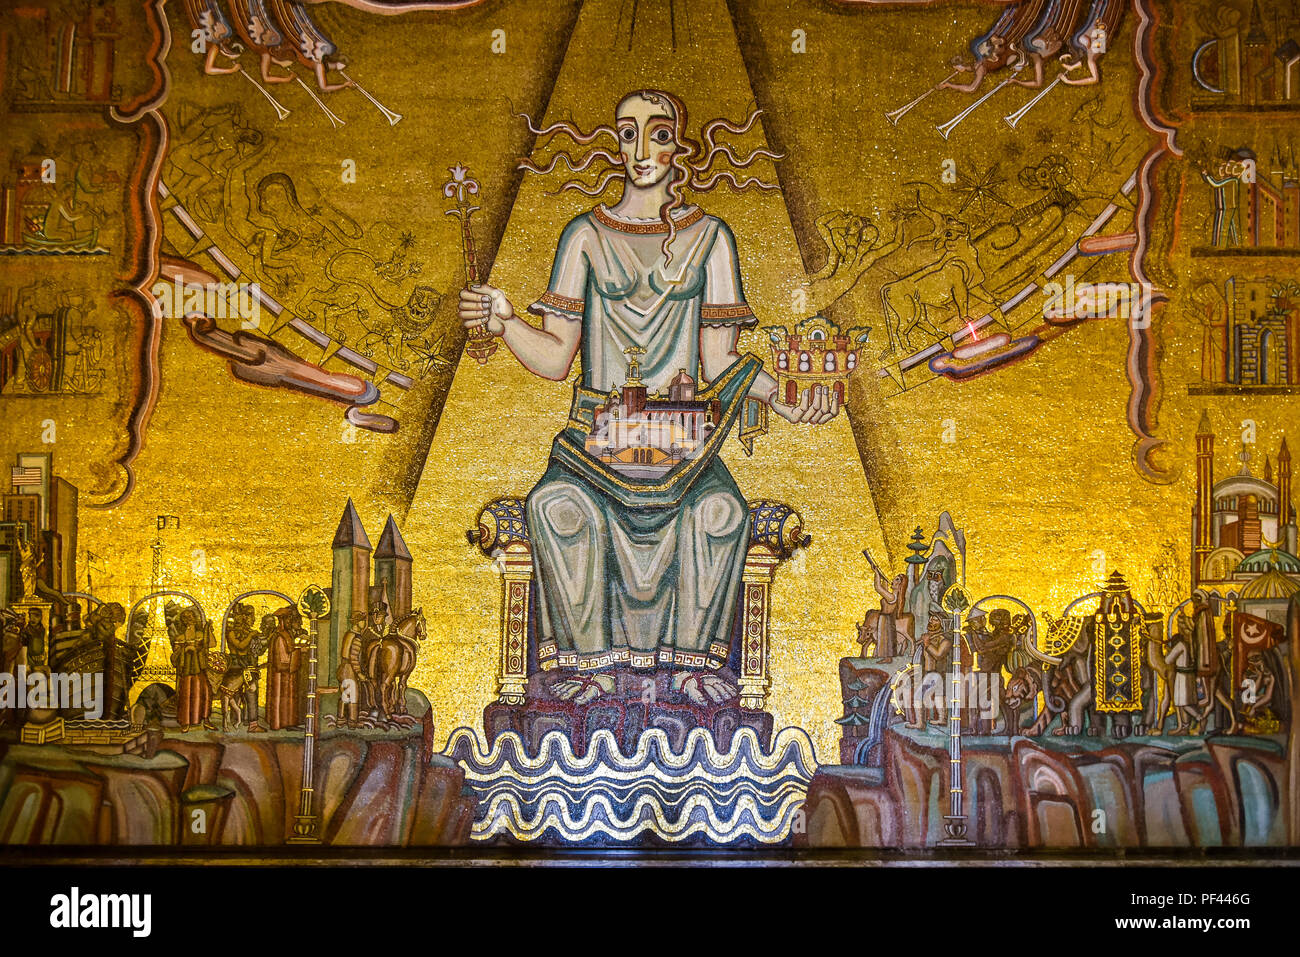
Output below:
[1143,621,1238,736]
[1142,625,1174,735]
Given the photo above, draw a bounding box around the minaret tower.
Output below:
[1193,410,1215,589]
[374,515,413,620]
[1244,0,1269,106]
[329,499,371,682]
[1281,437,1296,554]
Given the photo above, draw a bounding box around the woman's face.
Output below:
[615,96,679,189]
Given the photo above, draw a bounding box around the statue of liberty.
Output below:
[459,90,840,706]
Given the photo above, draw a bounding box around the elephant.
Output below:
[1035,615,1159,737]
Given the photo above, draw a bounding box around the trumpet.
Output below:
[239,68,290,120]
[935,68,1022,140]
[1003,71,1067,129]
[341,71,402,126]
[295,75,345,128]
[885,72,957,126]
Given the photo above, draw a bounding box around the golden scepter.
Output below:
[443,164,496,364]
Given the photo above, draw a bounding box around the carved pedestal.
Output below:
[20,716,64,744]
[496,543,532,706]
[739,547,779,711]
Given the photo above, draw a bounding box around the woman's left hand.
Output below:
[772,384,840,425]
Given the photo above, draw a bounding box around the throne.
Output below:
[468,497,809,753]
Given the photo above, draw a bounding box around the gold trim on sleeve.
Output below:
[700,303,756,321]
[536,290,586,313]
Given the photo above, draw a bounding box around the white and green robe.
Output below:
[525,203,762,674]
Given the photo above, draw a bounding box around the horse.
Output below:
[363,608,425,721]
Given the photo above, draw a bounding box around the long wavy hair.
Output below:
[518,90,783,261]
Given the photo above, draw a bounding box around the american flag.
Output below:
[11,466,42,488]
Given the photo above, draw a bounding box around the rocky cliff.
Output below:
[0,697,473,847]
[797,725,1291,848]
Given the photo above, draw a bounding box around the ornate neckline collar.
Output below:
[593,204,704,234]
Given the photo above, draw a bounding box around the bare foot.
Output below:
[552,672,615,705]
[671,670,737,706]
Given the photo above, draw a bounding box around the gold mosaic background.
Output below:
[2,0,1296,761]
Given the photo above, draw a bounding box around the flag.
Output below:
[1227,610,1285,694]
[10,466,42,488]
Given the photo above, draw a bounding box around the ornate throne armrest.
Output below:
[467,499,532,706]
[736,501,811,709]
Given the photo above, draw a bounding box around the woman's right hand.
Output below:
[459,283,513,337]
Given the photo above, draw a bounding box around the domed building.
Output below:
[1192,410,1300,597]
[1238,560,1300,625]
[1238,547,1300,577]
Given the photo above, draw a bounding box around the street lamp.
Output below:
[938,582,975,847]
[287,584,329,844]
